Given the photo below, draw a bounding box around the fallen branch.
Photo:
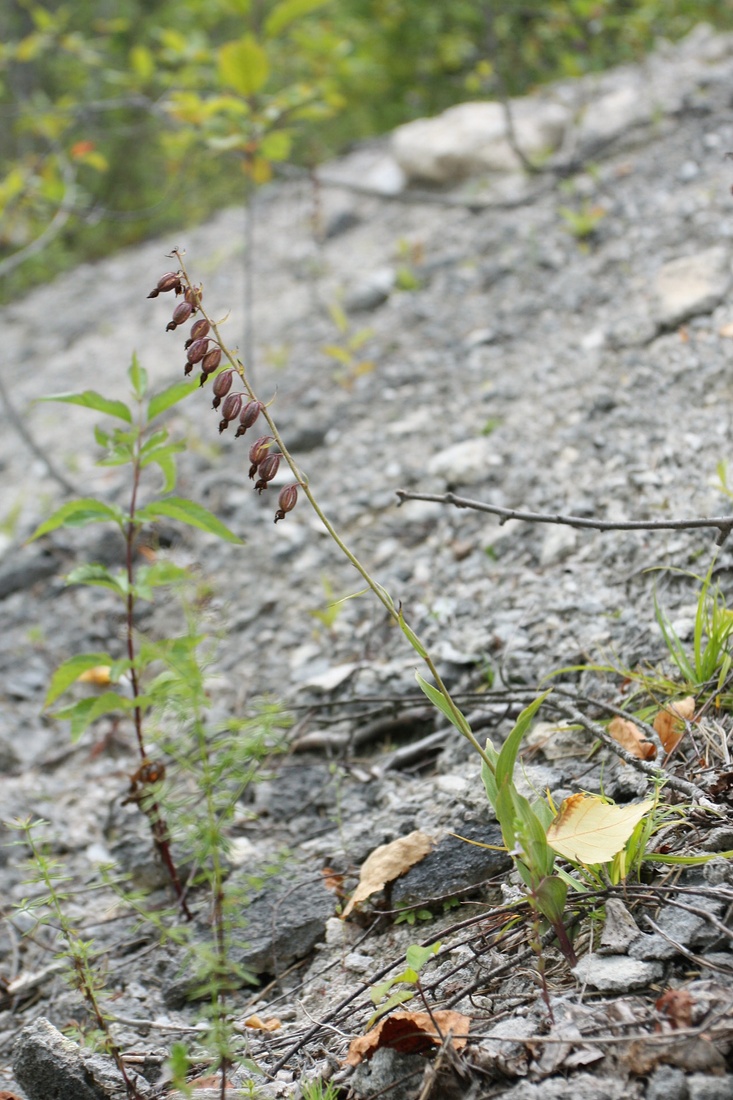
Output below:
[395,490,733,546]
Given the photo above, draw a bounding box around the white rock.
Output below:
[653,246,732,328]
[427,437,498,486]
[540,524,577,566]
[578,82,650,149]
[300,662,360,692]
[344,952,374,974]
[392,98,568,184]
[572,953,662,992]
[435,774,468,795]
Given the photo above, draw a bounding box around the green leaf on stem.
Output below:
[45,652,115,707]
[134,561,189,599]
[495,690,551,792]
[54,691,144,742]
[140,441,185,493]
[40,391,132,423]
[399,609,427,658]
[136,497,242,543]
[218,36,269,97]
[405,941,441,971]
[28,499,126,540]
[146,379,198,423]
[415,672,470,734]
[128,353,148,399]
[265,0,331,37]
[534,874,568,926]
[64,563,127,596]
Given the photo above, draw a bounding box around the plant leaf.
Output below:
[405,942,441,972]
[64,563,127,596]
[39,391,132,423]
[135,498,243,543]
[218,36,269,97]
[128,353,147,399]
[399,610,427,658]
[608,716,656,760]
[653,696,695,754]
[264,0,330,37]
[495,691,551,791]
[146,379,198,423]
[415,672,469,734]
[45,652,115,706]
[28,499,125,540]
[54,691,142,742]
[546,795,654,865]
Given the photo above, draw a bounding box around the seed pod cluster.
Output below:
[150,262,299,521]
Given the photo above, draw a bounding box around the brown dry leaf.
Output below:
[189,1075,234,1088]
[608,716,656,760]
[243,1014,281,1032]
[341,830,433,918]
[345,1009,471,1067]
[78,665,112,686]
[656,989,694,1030]
[321,866,345,894]
[653,696,695,754]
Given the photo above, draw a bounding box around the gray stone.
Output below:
[426,437,499,487]
[599,898,641,954]
[577,82,651,151]
[630,904,721,960]
[229,872,336,976]
[540,524,577,566]
[501,1072,633,1099]
[13,1017,150,1100]
[653,246,732,329]
[646,1065,689,1100]
[391,822,511,907]
[687,1075,733,1100]
[344,267,395,311]
[392,97,568,183]
[350,1047,426,1100]
[571,953,662,992]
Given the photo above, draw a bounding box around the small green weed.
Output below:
[322,302,375,388]
[368,941,441,1028]
[559,202,606,242]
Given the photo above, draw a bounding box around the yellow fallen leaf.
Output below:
[653,696,695,754]
[608,716,656,760]
[243,1015,281,1032]
[78,665,112,686]
[345,1009,470,1066]
[546,794,654,864]
[341,831,433,918]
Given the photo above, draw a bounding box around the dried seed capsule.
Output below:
[148,271,181,298]
[201,347,222,375]
[185,317,210,348]
[234,399,264,438]
[212,369,235,409]
[166,300,194,331]
[248,435,274,478]
[186,338,209,367]
[254,451,280,494]
[274,484,298,523]
[184,284,203,307]
[219,392,243,432]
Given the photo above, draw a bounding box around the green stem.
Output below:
[174,253,495,774]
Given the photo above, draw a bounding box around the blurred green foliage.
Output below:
[1,0,732,299]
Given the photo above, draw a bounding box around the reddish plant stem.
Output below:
[124,433,192,921]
